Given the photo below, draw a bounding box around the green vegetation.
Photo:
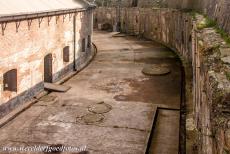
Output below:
[216,28,230,45]
[190,11,197,19]
[193,14,230,45]
[196,17,216,30]
[225,71,230,81]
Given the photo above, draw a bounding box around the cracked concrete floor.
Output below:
[0,31,181,154]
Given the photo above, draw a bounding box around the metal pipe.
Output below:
[73,13,77,71]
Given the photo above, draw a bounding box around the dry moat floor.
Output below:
[0,31,182,154]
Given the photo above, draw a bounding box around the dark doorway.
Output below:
[87,35,91,48]
[132,0,138,7]
[63,46,70,62]
[82,38,86,52]
[44,53,53,83]
[3,69,17,92]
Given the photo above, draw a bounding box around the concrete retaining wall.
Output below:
[94,7,230,154]
[96,0,230,37]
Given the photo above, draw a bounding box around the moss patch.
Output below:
[197,17,216,30]
[225,71,230,81]
[216,28,230,45]
[194,14,230,46]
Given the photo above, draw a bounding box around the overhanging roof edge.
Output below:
[0,6,96,22]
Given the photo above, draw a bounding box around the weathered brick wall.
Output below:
[95,7,230,154]
[0,10,94,117]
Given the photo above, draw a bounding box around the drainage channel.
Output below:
[145,64,186,154]
[145,107,181,154]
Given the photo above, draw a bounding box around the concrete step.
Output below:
[144,106,158,153]
[44,83,71,92]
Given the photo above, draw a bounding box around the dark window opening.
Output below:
[189,35,192,42]
[182,31,185,44]
[44,53,53,83]
[82,38,86,52]
[87,35,91,48]
[3,69,17,92]
[136,16,138,23]
[63,46,70,62]
[132,0,138,7]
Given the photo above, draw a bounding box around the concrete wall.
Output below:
[0,10,94,118]
[204,0,230,35]
[95,7,230,154]
[96,0,230,36]
[139,0,230,36]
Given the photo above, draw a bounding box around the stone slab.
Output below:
[44,83,71,92]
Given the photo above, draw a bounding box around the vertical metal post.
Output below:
[73,13,77,71]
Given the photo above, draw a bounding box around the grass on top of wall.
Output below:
[216,28,230,45]
[196,17,216,29]
[194,14,230,45]
[226,71,230,81]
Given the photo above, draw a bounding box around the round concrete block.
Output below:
[39,95,57,102]
[142,64,171,76]
[81,114,105,124]
[88,102,112,114]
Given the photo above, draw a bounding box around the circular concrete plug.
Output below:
[142,64,171,76]
[88,102,112,114]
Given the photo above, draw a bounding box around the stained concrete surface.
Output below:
[0,31,181,154]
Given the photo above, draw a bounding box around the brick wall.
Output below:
[95,7,230,154]
[0,10,94,117]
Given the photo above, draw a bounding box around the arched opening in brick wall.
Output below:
[101,23,113,31]
[3,69,17,92]
[132,0,138,7]
[87,35,91,48]
[63,46,70,62]
[82,38,86,52]
[44,53,53,83]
